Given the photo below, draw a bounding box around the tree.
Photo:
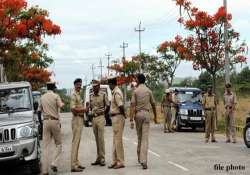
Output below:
[172,0,247,93]
[158,37,182,87]
[0,0,61,89]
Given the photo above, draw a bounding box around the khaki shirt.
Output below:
[202,93,216,108]
[224,92,237,108]
[90,91,109,116]
[111,86,124,115]
[70,90,83,116]
[131,84,155,112]
[39,90,63,119]
[161,95,172,108]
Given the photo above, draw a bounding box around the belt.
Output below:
[205,107,215,111]
[93,112,104,117]
[136,109,150,113]
[225,106,232,109]
[111,113,122,117]
[44,115,59,120]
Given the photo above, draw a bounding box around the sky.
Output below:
[27,0,250,88]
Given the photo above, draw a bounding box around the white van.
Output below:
[84,84,112,127]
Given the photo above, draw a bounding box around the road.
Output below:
[1,113,250,175]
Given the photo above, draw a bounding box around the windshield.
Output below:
[176,91,202,103]
[0,87,32,113]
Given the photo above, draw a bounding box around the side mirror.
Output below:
[33,102,39,112]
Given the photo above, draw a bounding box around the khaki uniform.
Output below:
[111,86,125,164]
[131,84,155,164]
[161,95,173,132]
[90,91,109,162]
[70,90,84,169]
[171,93,177,127]
[203,93,216,141]
[224,92,237,142]
[39,90,63,174]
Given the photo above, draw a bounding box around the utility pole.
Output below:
[120,42,128,62]
[105,53,112,76]
[98,58,104,80]
[91,64,95,80]
[135,21,145,72]
[224,0,230,84]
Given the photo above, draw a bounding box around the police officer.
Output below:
[130,74,157,170]
[161,89,174,133]
[108,77,126,169]
[70,78,88,172]
[202,85,217,143]
[40,82,64,175]
[90,80,110,166]
[224,83,237,143]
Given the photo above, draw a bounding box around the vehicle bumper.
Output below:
[0,137,38,163]
[178,115,205,127]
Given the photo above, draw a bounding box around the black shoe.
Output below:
[91,161,100,166]
[108,163,117,169]
[78,165,86,169]
[71,168,83,172]
[226,140,231,143]
[211,140,217,143]
[51,165,58,172]
[142,163,148,169]
[100,161,106,166]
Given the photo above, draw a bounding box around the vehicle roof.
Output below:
[170,87,201,92]
[86,84,110,90]
[0,81,31,90]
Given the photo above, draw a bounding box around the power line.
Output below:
[135,21,145,55]
[98,58,104,79]
[105,53,112,76]
[120,41,128,62]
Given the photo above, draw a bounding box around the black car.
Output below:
[243,113,250,148]
[170,87,205,131]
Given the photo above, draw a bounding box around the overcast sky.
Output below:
[27,0,250,88]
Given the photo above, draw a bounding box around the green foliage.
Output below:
[56,88,70,112]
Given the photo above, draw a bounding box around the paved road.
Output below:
[2,113,250,175]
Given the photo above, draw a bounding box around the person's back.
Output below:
[133,84,154,112]
[41,90,61,119]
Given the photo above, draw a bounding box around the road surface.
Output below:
[2,113,250,175]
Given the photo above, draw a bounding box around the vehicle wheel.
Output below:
[175,118,181,132]
[191,126,196,131]
[30,159,41,174]
[243,122,250,148]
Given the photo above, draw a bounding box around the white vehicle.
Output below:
[0,82,41,174]
[84,84,112,127]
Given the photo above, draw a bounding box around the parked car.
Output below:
[243,113,250,148]
[0,82,41,174]
[32,91,43,140]
[170,87,205,131]
[84,84,112,127]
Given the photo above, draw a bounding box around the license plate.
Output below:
[190,117,201,121]
[0,145,13,153]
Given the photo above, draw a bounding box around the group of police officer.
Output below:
[38,74,238,175]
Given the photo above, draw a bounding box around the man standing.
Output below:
[40,82,64,175]
[108,77,126,169]
[130,74,157,170]
[202,85,217,143]
[224,83,237,143]
[70,78,88,172]
[90,80,109,166]
[161,89,174,133]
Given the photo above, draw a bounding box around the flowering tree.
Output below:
[172,0,247,92]
[0,0,61,89]
[158,36,183,87]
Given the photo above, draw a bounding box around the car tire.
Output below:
[176,118,181,132]
[30,159,41,174]
[191,126,196,131]
[243,122,250,148]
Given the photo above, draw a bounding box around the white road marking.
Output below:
[168,161,189,172]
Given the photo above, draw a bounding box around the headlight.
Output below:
[202,110,205,116]
[181,116,188,120]
[179,109,188,115]
[17,125,33,139]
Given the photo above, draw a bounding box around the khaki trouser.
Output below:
[92,115,105,162]
[205,110,216,141]
[163,107,172,131]
[171,107,176,127]
[111,115,125,164]
[225,110,236,141]
[135,110,150,164]
[71,116,84,169]
[42,120,62,174]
